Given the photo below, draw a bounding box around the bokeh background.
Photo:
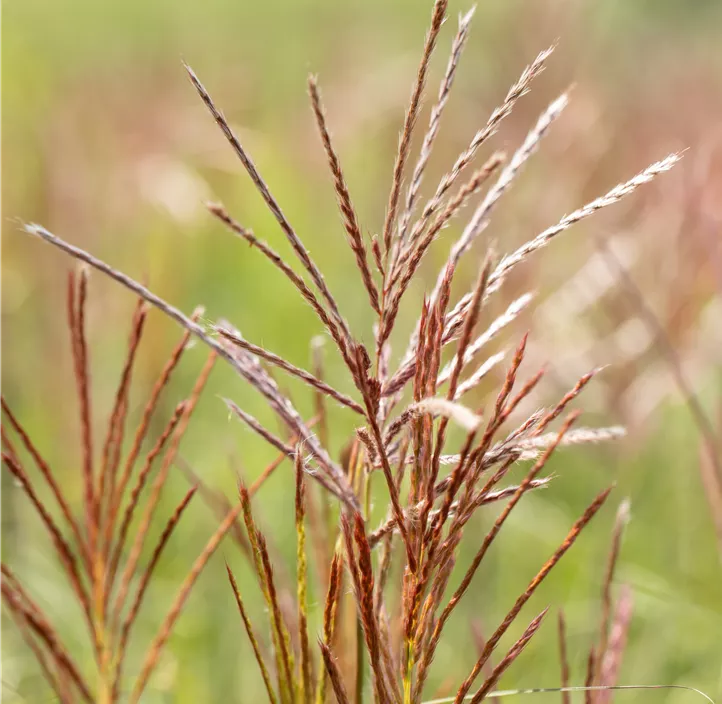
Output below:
[3,0,722,701]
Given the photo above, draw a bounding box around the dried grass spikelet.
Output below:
[411,398,483,432]
[7,0,685,701]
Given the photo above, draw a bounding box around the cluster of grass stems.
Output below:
[6,0,709,702]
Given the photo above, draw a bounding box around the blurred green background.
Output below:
[3,0,722,702]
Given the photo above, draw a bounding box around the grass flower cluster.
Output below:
[3,1,691,702]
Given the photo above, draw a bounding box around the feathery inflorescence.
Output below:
[6,0,682,701]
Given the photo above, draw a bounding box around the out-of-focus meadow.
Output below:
[3,0,722,702]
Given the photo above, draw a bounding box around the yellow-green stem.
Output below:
[403,638,414,704]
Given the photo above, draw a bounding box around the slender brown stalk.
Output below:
[308,75,380,315]
[94,304,148,671]
[371,418,417,574]
[466,608,548,704]
[2,453,94,641]
[339,512,364,702]
[469,620,493,680]
[395,6,476,249]
[4,597,66,702]
[380,156,503,349]
[128,500,244,703]
[1,582,93,703]
[258,534,296,704]
[113,352,216,624]
[429,93,568,311]
[99,299,147,542]
[1,398,90,570]
[226,398,296,457]
[416,45,553,246]
[208,204,358,379]
[68,269,96,553]
[353,513,391,704]
[309,339,333,588]
[108,401,185,589]
[355,343,417,572]
[373,445,408,624]
[316,553,343,704]
[319,641,351,704]
[371,235,386,278]
[0,425,19,464]
[452,484,613,702]
[2,566,34,615]
[106,307,202,557]
[216,326,363,414]
[0,563,71,704]
[381,0,448,258]
[185,65,352,342]
[239,482,296,704]
[535,369,602,435]
[410,297,434,511]
[112,487,196,698]
[227,564,279,704]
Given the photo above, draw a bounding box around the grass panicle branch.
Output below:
[128,500,245,704]
[428,92,569,313]
[381,0,449,258]
[466,608,549,704]
[208,203,359,378]
[215,324,364,414]
[227,564,279,704]
[112,486,197,699]
[2,397,90,570]
[394,5,476,250]
[184,64,353,344]
[308,74,381,315]
[2,279,247,703]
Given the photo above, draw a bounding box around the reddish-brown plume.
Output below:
[7,0,680,699]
